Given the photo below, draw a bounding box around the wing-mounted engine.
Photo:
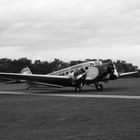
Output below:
[108,62,119,80]
[73,68,86,80]
[70,68,87,91]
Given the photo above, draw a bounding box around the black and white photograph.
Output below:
[0,0,140,139]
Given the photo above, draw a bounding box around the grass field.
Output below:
[0,78,140,140]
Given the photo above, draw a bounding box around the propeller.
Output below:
[72,68,87,89]
[108,62,119,80]
[73,68,86,79]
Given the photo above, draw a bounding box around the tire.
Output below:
[75,87,79,92]
[75,83,83,92]
[96,84,103,91]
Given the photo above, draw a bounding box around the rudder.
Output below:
[20,67,32,74]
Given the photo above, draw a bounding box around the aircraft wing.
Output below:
[119,71,138,77]
[0,72,74,87]
[100,71,138,82]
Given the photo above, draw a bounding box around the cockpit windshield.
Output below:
[90,61,102,66]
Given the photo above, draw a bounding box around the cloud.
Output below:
[0,0,139,67]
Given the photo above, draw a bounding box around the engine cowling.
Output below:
[108,62,119,80]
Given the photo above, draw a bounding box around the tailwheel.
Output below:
[26,86,31,90]
[26,83,32,90]
[95,83,103,91]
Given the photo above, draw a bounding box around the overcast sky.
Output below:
[0,0,140,67]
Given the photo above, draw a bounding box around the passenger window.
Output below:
[66,72,69,75]
[71,71,73,73]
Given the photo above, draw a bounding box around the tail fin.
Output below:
[20,67,32,75]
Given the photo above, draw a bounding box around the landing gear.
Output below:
[75,87,81,92]
[26,85,31,90]
[26,83,33,90]
[75,83,84,92]
[95,82,103,91]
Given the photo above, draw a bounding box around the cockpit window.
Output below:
[90,63,95,66]
[90,61,102,66]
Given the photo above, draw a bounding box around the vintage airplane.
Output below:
[0,61,138,92]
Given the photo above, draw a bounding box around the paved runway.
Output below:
[1,91,140,100]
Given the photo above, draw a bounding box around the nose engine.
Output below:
[108,62,119,80]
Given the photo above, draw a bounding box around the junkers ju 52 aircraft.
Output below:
[0,61,138,92]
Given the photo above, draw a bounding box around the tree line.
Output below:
[0,58,139,77]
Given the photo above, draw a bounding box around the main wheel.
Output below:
[75,87,80,92]
[95,84,103,91]
[75,83,83,92]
